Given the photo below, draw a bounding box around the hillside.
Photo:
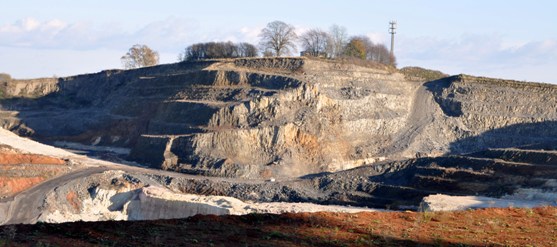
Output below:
[0,58,556,227]
[1,58,556,179]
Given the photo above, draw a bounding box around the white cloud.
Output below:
[1,17,41,32]
[0,17,264,78]
[0,17,122,49]
[400,34,557,64]
[20,17,40,31]
[397,33,557,83]
[3,17,554,83]
[239,26,262,43]
[131,17,200,50]
[366,32,387,45]
[43,19,67,30]
[0,17,262,53]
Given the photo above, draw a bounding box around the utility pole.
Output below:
[389,21,397,57]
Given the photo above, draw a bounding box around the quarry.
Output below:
[1,57,557,226]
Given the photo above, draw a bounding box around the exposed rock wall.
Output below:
[0,78,59,98]
[1,59,556,178]
[426,75,557,154]
[133,59,416,178]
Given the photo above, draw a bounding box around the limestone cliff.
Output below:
[1,58,556,179]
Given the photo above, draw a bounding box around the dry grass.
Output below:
[399,66,448,82]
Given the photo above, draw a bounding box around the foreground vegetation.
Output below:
[1,207,555,246]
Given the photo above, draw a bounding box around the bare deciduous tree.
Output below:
[121,44,159,69]
[259,21,298,57]
[368,43,396,66]
[237,42,258,57]
[300,29,331,57]
[328,24,348,58]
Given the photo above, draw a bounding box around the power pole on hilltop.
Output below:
[389,21,397,57]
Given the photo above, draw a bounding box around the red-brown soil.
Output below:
[1,207,555,246]
[0,150,68,197]
[65,191,81,212]
[0,177,46,197]
[0,152,65,166]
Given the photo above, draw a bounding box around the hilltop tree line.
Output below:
[121,21,396,69]
[179,42,257,60]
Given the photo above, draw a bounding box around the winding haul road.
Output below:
[0,127,190,225]
[0,145,267,225]
[1,167,109,225]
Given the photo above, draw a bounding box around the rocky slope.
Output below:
[2,140,556,225]
[0,127,380,225]
[2,57,557,231]
[0,57,556,181]
[0,116,556,225]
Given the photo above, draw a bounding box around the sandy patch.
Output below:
[421,193,557,211]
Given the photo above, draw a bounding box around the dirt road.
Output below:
[0,151,271,225]
[0,167,109,224]
[380,83,435,158]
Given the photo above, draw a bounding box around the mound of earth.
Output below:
[0,132,73,198]
[0,150,67,198]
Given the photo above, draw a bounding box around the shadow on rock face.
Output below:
[424,76,463,117]
[448,120,557,154]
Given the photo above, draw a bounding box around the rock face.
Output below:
[426,75,557,154]
[0,126,556,225]
[1,58,556,179]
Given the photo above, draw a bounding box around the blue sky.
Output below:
[1,0,556,83]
